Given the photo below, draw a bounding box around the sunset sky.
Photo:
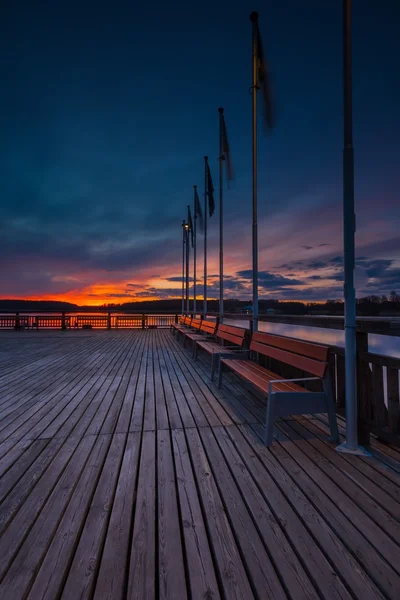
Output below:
[1,1,399,305]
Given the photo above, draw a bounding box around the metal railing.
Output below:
[1,312,179,330]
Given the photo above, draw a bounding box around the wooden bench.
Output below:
[193,324,247,381]
[182,319,217,349]
[218,332,339,446]
[171,315,192,335]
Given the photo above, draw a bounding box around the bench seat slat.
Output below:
[252,332,329,362]
[218,325,247,337]
[217,331,245,346]
[250,342,327,378]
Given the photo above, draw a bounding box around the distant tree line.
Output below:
[1,292,400,316]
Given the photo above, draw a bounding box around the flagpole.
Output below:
[250,12,259,333]
[181,220,186,314]
[218,108,224,323]
[336,0,367,455]
[193,186,197,315]
[186,210,190,314]
[203,156,208,318]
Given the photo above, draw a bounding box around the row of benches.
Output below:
[171,316,339,446]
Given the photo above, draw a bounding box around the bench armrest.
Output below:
[268,376,320,395]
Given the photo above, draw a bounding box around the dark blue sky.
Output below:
[1,1,399,303]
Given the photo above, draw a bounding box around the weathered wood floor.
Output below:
[0,329,399,600]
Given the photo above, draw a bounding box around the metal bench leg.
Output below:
[211,354,216,381]
[323,376,340,443]
[264,394,276,446]
[217,361,224,389]
[192,341,198,359]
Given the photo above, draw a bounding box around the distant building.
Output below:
[239,304,253,314]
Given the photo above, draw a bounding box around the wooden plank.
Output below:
[143,333,156,431]
[218,324,246,338]
[283,419,400,535]
[157,429,188,599]
[387,367,400,433]
[0,438,50,504]
[270,421,400,597]
[250,341,327,378]
[252,332,329,361]
[231,425,383,600]
[93,432,141,600]
[167,334,232,427]
[155,336,185,429]
[0,434,80,580]
[153,334,169,430]
[289,414,400,503]
[127,430,156,599]
[26,434,111,600]
[185,428,254,599]
[172,430,220,600]
[129,335,149,431]
[62,433,126,599]
[0,438,35,476]
[198,426,290,599]
[372,364,386,427]
[209,426,319,599]
[115,334,147,432]
[0,434,98,598]
[0,436,65,537]
[217,331,245,346]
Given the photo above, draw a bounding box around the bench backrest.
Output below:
[184,316,192,326]
[217,324,246,347]
[250,332,329,378]
[191,318,202,330]
[200,320,217,335]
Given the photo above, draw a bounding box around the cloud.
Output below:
[236,270,305,288]
[165,276,194,282]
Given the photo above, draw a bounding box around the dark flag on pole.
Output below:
[206,163,215,217]
[254,18,274,130]
[194,185,203,231]
[220,111,234,182]
[188,206,194,247]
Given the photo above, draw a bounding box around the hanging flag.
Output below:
[255,20,274,130]
[220,111,234,182]
[194,185,203,231]
[206,163,215,217]
[188,206,194,247]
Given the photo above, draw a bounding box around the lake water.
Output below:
[224,318,400,359]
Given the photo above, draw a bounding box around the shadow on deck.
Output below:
[0,329,399,599]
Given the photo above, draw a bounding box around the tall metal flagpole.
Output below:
[181,220,186,314]
[218,108,224,323]
[250,12,259,333]
[337,0,368,455]
[186,212,190,314]
[193,186,197,315]
[203,156,208,317]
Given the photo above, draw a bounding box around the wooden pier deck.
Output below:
[0,329,399,600]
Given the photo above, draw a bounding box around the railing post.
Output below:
[107,312,112,330]
[175,314,178,324]
[15,312,20,331]
[61,312,66,331]
[142,314,146,329]
[356,330,371,446]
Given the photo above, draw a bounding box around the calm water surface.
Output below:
[224,319,400,359]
